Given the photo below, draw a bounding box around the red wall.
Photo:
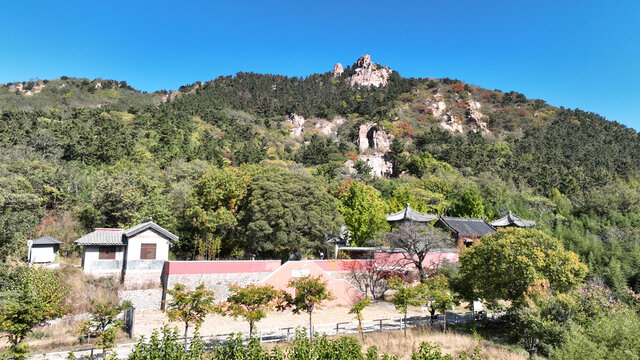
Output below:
[261,261,365,306]
[163,260,281,275]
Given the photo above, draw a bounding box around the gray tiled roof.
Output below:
[32,236,64,245]
[74,220,179,246]
[491,211,536,228]
[124,220,178,242]
[439,217,496,237]
[386,204,438,223]
[75,229,125,246]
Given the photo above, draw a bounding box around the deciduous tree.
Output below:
[385,223,452,282]
[458,228,588,306]
[219,284,289,337]
[164,283,215,350]
[287,276,335,340]
[337,180,389,246]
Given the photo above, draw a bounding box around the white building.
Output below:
[75,219,178,283]
[29,236,63,263]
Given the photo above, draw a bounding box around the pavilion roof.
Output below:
[386,204,437,223]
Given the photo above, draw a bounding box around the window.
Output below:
[140,244,157,260]
[99,246,116,260]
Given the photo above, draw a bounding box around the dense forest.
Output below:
[1,58,640,297]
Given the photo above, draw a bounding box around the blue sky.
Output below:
[1,1,639,129]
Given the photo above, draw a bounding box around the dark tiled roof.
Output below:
[491,211,536,228]
[386,204,438,223]
[439,217,496,237]
[32,236,63,245]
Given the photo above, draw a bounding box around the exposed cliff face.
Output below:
[466,97,489,134]
[358,122,393,152]
[285,113,306,137]
[332,63,344,77]
[9,82,45,96]
[421,92,490,135]
[349,55,391,88]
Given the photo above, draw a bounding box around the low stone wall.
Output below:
[119,289,164,311]
[161,260,282,307]
[165,272,273,302]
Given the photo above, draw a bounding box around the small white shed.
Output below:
[29,236,63,263]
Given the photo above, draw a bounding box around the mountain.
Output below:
[1,55,640,293]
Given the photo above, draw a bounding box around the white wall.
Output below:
[82,245,124,275]
[126,229,170,261]
[31,245,56,263]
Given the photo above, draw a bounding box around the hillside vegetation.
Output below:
[1,55,640,293]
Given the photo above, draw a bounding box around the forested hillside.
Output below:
[2,55,640,297]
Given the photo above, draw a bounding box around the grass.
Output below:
[359,327,528,360]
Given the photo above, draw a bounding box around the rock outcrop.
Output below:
[9,82,45,96]
[425,94,447,118]
[360,153,393,177]
[358,122,393,152]
[285,114,306,137]
[466,97,489,134]
[349,55,391,88]
[332,63,344,77]
[440,113,464,133]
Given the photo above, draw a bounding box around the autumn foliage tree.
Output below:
[219,284,290,337]
[164,283,215,350]
[458,228,588,307]
[287,276,335,340]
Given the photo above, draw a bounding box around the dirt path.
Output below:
[134,301,428,337]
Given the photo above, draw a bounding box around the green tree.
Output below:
[78,300,132,351]
[458,228,588,306]
[551,309,640,360]
[241,169,342,259]
[164,283,215,350]
[424,274,456,333]
[220,284,289,337]
[387,185,449,215]
[348,297,371,340]
[287,276,335,340]
[184,166,249,258]
[389,278,425,336]
[0,267,69,359]
[337,180,390,246]
[128,326,207,360]
[450,187,484,218]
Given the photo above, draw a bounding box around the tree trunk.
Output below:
[250,321,254,338]
[184,322,189,351]
[417,262,426,282]
[528,349,536,360]
[309,311,313,341]
[442,311,446,333]
[403,311,407,336]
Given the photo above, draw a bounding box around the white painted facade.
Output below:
[126,229,171,261]
[76,221,176,282]
[30,245,58,263]
[81,246,125,275]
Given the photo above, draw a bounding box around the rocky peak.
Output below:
[332,63,344,77]
[348,54,391,88]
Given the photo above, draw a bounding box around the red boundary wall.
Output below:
[163,260,281,275]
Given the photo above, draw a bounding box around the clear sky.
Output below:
[1,1,639,129]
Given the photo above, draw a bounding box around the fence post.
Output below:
[336,323,340,335]
[259,330,262,343]
[379,319,383,331]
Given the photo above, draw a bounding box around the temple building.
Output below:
[491,211,536,228]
